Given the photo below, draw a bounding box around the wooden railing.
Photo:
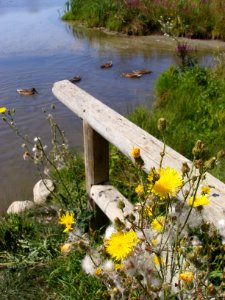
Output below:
[52,80,225,238]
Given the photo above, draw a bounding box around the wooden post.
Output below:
[83,121,109,229]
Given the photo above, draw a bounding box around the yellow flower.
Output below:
[151,216,165,232]
[59,211,75,232]
[0,107,7,114]
[153,254,164,266]
[188,194,210,207]
[60,243,73,253]
[179,271,194,283]
[201,185,211,195]
[135,184,144,194]
[95,268,102,276]
[149,167,183,199]
[105,230,139,261]
[131,147,140,158]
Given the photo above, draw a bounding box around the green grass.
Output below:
[129,58,225,181]
[1,252,108,300]
[62,0,225,39]
[0,207,108,299]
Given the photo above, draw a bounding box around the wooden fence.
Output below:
[53,80,225,238]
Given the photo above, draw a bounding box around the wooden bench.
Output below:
[53,80,225,239]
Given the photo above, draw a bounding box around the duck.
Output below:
[133,69,152,75]
[122,72,142,78]
[69,75,81,83]
[17,88,38,96]
[101,60,113,69]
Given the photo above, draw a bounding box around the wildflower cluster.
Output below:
[70,130,224,299]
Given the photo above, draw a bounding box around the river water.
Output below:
[0,0,213,213]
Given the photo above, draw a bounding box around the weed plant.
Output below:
[63,0,225,39]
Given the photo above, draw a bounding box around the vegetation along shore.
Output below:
[63,0,225,40]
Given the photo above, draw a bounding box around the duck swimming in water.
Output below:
[133,69,152,75]
[69,75,81,83]
[101,60,113,69]
[17,88,38,96]
[121,72,142,78]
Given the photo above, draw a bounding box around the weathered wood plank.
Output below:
[83,121,109,196]
[52,80,225,238]
[90,184,135,225]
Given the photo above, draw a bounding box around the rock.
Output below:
[7,200,34,214]
[33,179,54,204]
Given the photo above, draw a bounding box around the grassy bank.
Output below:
[129,51,225,181]
[63,0,225,40]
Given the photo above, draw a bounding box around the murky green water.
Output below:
[0,0,213,213]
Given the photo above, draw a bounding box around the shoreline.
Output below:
[67,20,225,52]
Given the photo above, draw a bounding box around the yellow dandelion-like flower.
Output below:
[59,211,75,232]
[60,243,73,253]
[135,184,144,194]
[201,185,211,195]
[131,147,140,159]
[95,268,102,276]
[153,254,164,266]
[179,271,194,283]
[149,167,183,199]
[0,107,7,114]
[105,230,139,261]
[188,194,210,207]
[151,216,165,232]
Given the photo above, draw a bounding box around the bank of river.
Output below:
[1,0,224,213]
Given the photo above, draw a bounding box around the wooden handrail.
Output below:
[52,80,225,238]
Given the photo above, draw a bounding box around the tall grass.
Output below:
[129,54,225,181]
[63,0,225,39]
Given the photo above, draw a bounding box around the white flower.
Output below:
[32,147,37,153]
[21,143,26,148]
[81,255,95,275]
[43,145,48,150]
